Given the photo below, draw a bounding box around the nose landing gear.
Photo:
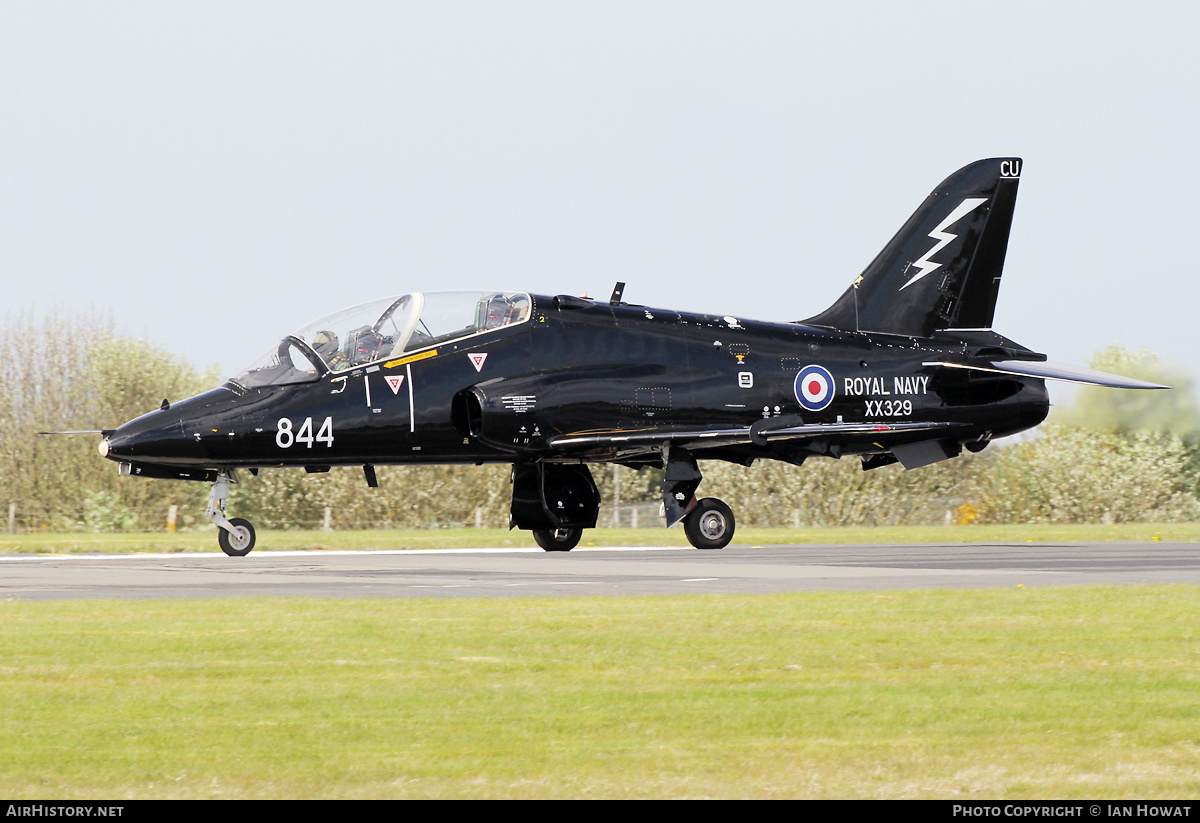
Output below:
[207,471,257,556]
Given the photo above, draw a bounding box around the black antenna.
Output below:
[609,282,625,305]
[852,275,862,333]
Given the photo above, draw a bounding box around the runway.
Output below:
[2,542,1198,600]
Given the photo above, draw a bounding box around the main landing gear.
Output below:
[662,449,736,550]
[510,451,737,552]
[510,464,599,553]
[207,471,257,556]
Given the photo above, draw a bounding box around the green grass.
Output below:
[0,522,1196,554]
[1,587,1198,798]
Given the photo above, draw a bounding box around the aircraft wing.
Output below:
[923,359,1169,389]
[547,420,963,453]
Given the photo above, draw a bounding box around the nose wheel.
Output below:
[217,518,256,556]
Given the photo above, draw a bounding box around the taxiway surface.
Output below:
[2,543,1198,600]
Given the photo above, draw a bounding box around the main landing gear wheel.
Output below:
[533,528,582,552]
[218,517,256,557]
[683,498,735,550]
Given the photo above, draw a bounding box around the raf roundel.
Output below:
[794,364,835,411]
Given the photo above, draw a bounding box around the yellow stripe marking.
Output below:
[385,349,438,369]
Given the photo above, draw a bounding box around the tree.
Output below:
[1053,344,1200,436]
[972,425,1199,523]
[0,310,219,531]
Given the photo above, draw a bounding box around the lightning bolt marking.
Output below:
[899,197,987,291]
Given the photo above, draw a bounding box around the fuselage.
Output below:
[103,292,1050,473]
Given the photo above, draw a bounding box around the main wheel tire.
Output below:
[683,498,735,550]
[533,527,582,552]
[218,518,256,556]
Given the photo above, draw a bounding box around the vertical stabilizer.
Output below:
[804,158,1022,337]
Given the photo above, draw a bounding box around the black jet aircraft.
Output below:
[96,158,1165,555]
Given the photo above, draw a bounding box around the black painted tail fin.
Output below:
[804,158,1022,337]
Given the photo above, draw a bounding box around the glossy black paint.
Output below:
[105,296,1049,471]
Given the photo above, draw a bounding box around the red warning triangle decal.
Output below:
[384,375,404,394]
[468,352,488,372]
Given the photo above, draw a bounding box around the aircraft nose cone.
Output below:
[102,387,248,467]
[102,426,141,461]
[105,416,190,463]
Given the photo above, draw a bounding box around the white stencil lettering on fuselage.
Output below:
[276,417,334,449]
[865,399,912,417]
[844,375,929,397]
[501,395,536,413]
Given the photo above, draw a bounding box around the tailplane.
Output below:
[804,157,1023,337]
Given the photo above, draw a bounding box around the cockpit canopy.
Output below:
[232,291,531,388]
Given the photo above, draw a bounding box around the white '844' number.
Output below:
[276,417,334,448]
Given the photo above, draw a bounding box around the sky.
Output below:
[2,1,1197,389]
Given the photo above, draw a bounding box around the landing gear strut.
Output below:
[207,471,256,556]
